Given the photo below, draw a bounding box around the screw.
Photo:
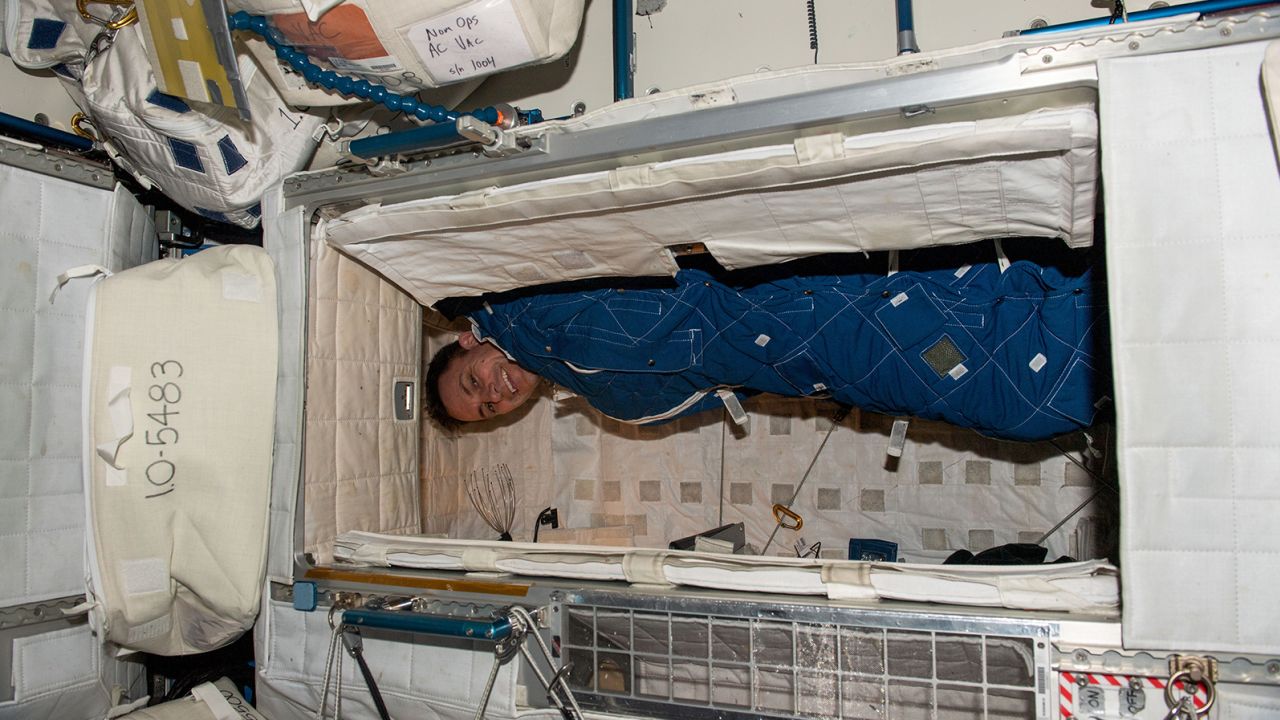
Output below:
[1266,660,1280,675]
[1028,18,1048,29]
[1128,40,1140,50]
[1042,54,1053,64]
[1220,26,1232,36]
[1073,649,1090,665]
[571,101,587,116]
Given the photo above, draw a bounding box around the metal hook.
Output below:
[76,0,137,30]
[772,503,803,531]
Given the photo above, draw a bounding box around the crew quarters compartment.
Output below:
[252,14,1280,720]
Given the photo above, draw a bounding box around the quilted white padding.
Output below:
[0,165,152,608]
[303,235,421,563]
[1102,42,1280,655]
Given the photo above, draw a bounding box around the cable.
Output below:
[806,0,819,64]
[761,405,850,555]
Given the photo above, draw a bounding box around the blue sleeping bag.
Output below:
[469,257,1108,441]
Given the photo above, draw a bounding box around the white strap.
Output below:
[96,366,134,474]
[191,681,242,720]
[103,695,150,719]
[622,549,671,586]
[461,546,502,572]
[49,264,110,303]
[994,238,1010,273]
[716,388,749,426]
[820,562,878,601]
[887,249,899,276]
[794,132,846,164]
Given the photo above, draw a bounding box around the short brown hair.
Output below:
[424,340,466,430]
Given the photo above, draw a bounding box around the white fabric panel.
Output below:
[262,194,307,585]
[1102,42,1280,655]
[83,246,277,654]
[0,165,153,608]
[303,231,421,563]
[1216,684,1280,719]
[254,598,558,720]
[333,531,1120,614]
[0,625,112,720]
[426,391,1110,565]
[325,106,1097,305]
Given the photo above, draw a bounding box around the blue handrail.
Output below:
[343,608,514,641]
[896,0,920,54]
[0,111,94,152]
[1020,0,1274,35]
[614,0,634,100]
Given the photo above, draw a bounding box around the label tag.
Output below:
[948,363,968,380]
[1029,353,1048,373]
[272,5,401,74]
[716,389,749,426]
[887,418,909,457]
[890,292,909,307]
[407,0,537,84]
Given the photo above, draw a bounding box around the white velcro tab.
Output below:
[461,547,502,572]
[622,549,671,586]
[820,562,878,601]
[222,270,263,303]
[887,418,910,458]
[994,238,1011,273]
[794,132,846,165]
[346,543,390,567]
[448,187,495,210]
[716,388,749,426]
[608,165,653,192]
[120,557,168,595]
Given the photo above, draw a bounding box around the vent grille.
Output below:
[559,603,1048,719]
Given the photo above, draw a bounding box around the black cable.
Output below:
[806,0,820,63]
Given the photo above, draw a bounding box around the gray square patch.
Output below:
[922,528,949,551]
[626,514,648,536]
[917,461,944,485]
[639,480,661,502]
[1018,531,1044,545]
[965,460,991,485]
[771,483,795,505]
[681,482,703,504]
[922,335,966,377]
[574,479,595,501]
[968,529,995,551]
[1014,463,1041,486]
[730,482,753,505]
[860,489,885,512]
[1063,461,1093,487]
[769,415,792,436]
[603,481,622,502]
[816,488,841,510]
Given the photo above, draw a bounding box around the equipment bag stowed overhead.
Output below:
[82,246,278,655]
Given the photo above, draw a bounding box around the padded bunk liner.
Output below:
[0,164,153,608]
[1103,42,1280,657]
[333,531,1119,614]
[303,235,421,563]
[325,106,1097,306]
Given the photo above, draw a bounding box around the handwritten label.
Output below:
[406,0,536,84]
[143,359,184,500]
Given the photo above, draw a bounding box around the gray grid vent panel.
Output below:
[559,603,1047,720]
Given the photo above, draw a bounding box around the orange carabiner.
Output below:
[771,503,803,531]
[76,0,137,30]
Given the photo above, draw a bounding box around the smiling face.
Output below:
[437,333,542,422]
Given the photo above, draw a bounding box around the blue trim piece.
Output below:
[0,110,93,152]
[292,581,318,611]
[167,136,205,173]
[1019,0,1274,35]
[195,207,230,223]
[146,89,191,114]
[217,135,248,175]
[895,0,914,35]
[613,0,633,101]
[245,203,262,218]
[27,18,66,50]
[347,121,466,159]
[343,608,514,641]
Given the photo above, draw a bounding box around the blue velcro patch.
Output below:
[146,89,190,114]
[27,18,66,50]
[216,135,247,175]
[245,203,261,218]
[167,136,204,173]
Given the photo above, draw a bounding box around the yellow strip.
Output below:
[304,567,532,598]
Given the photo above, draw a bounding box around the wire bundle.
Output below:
[466,464,517,541]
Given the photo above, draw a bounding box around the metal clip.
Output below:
[772,503,803,531]
[76,0,137,30]
[1162,655,1217,718]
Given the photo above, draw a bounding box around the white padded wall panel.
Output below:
[1102,42,1280,656]
[303,235,421,563]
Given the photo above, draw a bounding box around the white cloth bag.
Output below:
[83,246,278,655]
[226,0,584,106]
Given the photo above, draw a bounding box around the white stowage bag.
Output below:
[83,246,278,655]
[2,0,322,228]
[225,0,585,106]
[115,678,269,720]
